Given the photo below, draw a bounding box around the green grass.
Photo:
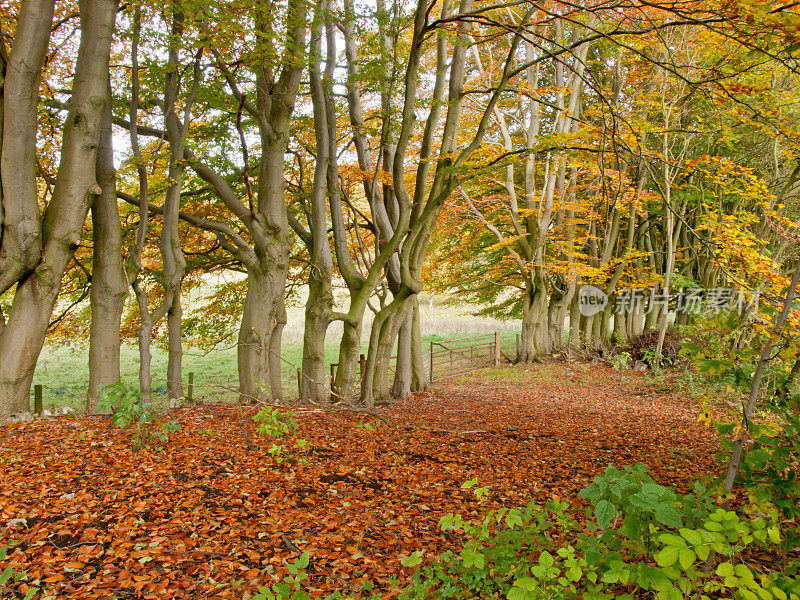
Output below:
[31,305,520,413]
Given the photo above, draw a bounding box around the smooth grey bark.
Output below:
[123,7,197,406]
[391,299,413,399]
[160,6,198,405]
[0,18,6,293]
[568,289,581,351]
[329,0,411,404]
[0,0,54,297]
[548,277,573,353]
[364,0,495,402]
[363,289,410,406]
[409,296,428,391]
[87,92,127,412]
[186,0,306,403]
[237,264,272,401]
[299,6,335,403]
[0,0,116,418]
[519,272,548,362]
[389,295,430,396]
[125,8,155,403]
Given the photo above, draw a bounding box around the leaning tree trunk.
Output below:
[332,318,363,402]
[87,95,127,412]
[362,291,409,407]
[0,0,116,418]
[0,0,53,297]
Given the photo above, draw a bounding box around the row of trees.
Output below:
[1,0,799,418]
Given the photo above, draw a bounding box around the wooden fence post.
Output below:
[429,341,434,382]
[330,363,336,385]
[34,385,43,415]
[187,372,194,402]
[494,332,501,366]
[297,369,303,399]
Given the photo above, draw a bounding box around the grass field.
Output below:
[32,303,519,412]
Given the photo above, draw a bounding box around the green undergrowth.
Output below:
[399,464,798,600]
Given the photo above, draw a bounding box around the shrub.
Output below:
[99,382,181,450]
[252,406,307,464]
[253,406,298,439]
[401,465,800,600]
[610,352,632,371]
[629,329,682,368]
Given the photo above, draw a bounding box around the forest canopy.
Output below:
[0,0,799,417]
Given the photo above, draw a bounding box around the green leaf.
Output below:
[655,546,679,567]
[678,548,695,570]
[512,577,539,591]
[679,528,702,546]
[507,587,533,600]
[654,505,682,528]
[695,543,710,561]
[594,499,616,529]
[716,563,735,578]
[400,550,424,567]
[539,550,554,569]
[767,526,781,544]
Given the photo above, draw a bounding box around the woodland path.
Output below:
[0,363,718,599]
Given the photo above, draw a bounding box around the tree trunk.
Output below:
[166,298,183,404]
[134,283,154,404]
[238,266,272,402]
[391,294,429,398]
[568,289,581,352]
[87,95,127,412]
[409,296,429,392]
[362,291,408,406]
[520,275,547,363]
[333,318,362,403]
[301,269,333,403]
[392,299,412,399]
[613,304,627,345]
[0,0,54,297]
[0,0,115,418]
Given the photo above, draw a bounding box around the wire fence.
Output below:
[29,331,521,412]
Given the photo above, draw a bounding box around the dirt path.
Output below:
[0,363,718,599]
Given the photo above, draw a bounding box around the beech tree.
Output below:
[1,0,799,420]
[0,0,116,417]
